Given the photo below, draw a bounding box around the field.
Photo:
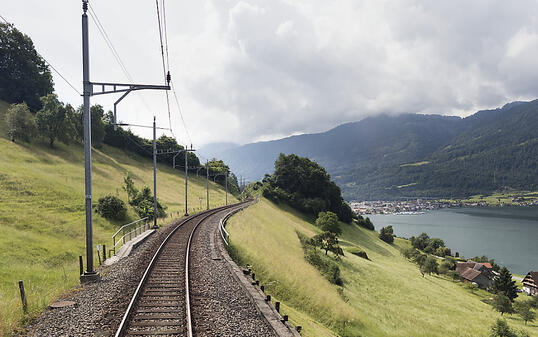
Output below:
[440,191,538,206]
[226,198,537,337]
[0,101,234,335]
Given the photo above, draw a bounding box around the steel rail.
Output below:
[114,203,244,337]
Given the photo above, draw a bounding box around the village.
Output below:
[350,197,538,215]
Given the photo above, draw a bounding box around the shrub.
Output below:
[402,247,419,259]
[304,248,343,285]
[489,319,530,337]
[379,225,394,243]
[96,195,127,220]
[348,247,369,260]
[356,216,375,230]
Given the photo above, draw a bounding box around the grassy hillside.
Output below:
[0,100,234,335]
[226,199,537,337]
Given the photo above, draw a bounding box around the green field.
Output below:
[226,198,537,337]
[440,191,538,206]
[0,101,234,335]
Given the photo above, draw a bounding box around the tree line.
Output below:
[262,153,355,223]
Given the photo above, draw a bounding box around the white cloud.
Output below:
[3,0,538,146]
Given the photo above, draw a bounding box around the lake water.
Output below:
[369,207,538,275]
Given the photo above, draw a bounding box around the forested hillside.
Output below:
[206,101,538,200]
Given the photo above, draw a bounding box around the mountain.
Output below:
[211,100,538,200]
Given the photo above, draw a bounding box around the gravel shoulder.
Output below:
[21,218,185,337]
[189,207,278,337]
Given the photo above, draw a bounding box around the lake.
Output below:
[369,207,538,275]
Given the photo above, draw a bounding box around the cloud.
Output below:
[4,0,538,146]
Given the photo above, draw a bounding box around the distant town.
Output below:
[350,197,538,215]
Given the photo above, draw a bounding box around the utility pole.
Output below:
[80,0,169,282]
[153,117,157,228]
[206,160,209,210]
[183,145,196,216]
[81,0,96,281]
[225,170,228,205]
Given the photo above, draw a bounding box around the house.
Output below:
[456,260,495,289]
[522,271,538,296]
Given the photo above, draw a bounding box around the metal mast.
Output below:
[80,0,169,282]
[81,0,96,281]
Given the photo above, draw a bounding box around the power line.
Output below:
[170,81,193,144]
[155,0,174,135]
[88,4,133,82]
[0,13,81,96]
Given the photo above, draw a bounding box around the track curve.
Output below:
[114,204,244,337]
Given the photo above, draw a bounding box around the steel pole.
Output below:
[206,161,209,210]
[82,1,95,276]
[153,117,157,227]
[185,148,188,216]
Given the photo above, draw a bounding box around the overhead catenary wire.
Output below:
[87,3,134,83]
[0,13,82,96]
[155,0,174,135]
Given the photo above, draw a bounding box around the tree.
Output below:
[35,94,74,147]
[379,225,394,243]
[315,211,341,235]
[421,256,439,276]
[489,319,517,337]
[491,267,518,302]
[0,23,53,111]
[123,172,138,203]
[492,294,515,316]
[5,102,36,142]
[74,104,106,148]
[311,231,343,257]
[514,301,536,325]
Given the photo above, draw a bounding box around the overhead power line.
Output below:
[170,81,193,144]
[0,13,82,96]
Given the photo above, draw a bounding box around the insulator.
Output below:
[166,71,171,84]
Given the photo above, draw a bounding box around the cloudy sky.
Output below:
[3,1,538,147]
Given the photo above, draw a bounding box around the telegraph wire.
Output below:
[0,13,82,96]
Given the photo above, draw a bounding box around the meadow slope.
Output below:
[0,100,234,335]
[226,199,537,337]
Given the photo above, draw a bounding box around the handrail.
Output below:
[112,217,148,238]
[112,217,149,255]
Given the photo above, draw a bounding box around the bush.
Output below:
[379,225,394,243]
[402,247,419,259]
[489,319,530,337]
[304,248,343,285]
[348,247,369,260]
[356,216,375,230]
[96,195,127,220]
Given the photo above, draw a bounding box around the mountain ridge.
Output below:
[209,100,538,200]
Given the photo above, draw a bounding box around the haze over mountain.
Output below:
[201,100,538,200]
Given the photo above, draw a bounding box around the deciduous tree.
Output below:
[5,102,36,142]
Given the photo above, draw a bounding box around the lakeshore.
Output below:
[369,206,538,275]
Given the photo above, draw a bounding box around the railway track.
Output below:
[114,203,245,337]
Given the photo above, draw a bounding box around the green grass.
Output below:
[0,101,235,336]
[226,198,538,337]
[440,191,538,206]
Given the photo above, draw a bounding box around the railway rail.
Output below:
[114,203,246,337]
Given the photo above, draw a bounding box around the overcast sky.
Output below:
[3,1,538,147]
